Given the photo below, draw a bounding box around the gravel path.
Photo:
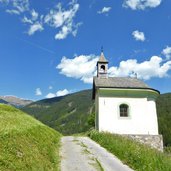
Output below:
[60,136,134,171]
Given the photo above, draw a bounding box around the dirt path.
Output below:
[60,136,134,171]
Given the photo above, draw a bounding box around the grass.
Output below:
[94,158,104,171]
[88,130,171,171]
[0,104,62,171]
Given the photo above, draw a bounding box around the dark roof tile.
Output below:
[94,77,150,88]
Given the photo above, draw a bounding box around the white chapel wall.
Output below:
[98,96,159,135]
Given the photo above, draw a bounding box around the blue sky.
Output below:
[0,0,171,100]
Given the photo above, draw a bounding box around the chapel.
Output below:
[92,50,163,150]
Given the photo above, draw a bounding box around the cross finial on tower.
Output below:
[101,46,103,53]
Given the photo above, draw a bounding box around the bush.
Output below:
[87,113,95,128]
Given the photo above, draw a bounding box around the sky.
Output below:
[0,0,171,100]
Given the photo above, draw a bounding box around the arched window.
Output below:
[120,104,129,117]
[100,65,105,72]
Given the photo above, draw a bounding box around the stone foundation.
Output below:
[123,134,163,152]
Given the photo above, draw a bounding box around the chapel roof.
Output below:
[94,77,149,88]
[92,76,159,99]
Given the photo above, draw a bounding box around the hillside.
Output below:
[156,93,171,146]
[0,99,8,104]
[0,104,61,171]
[22,90,94,135]
[22,89,171,146]
[0,95,33,107]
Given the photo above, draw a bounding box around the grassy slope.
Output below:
[0,104,61,171]
[89,131,171,171]
[22,90,94,135]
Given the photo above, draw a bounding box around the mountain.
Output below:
[22,89,171,146]
[0,104,61,170]
[0,95,33,107]
[0,98,9,104]
[22,90,94,135]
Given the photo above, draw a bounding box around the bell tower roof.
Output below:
[98,47,108,63]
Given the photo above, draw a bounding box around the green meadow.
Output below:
[0,104,61,171]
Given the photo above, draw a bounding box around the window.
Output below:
[120,104,129,117]
[100,65,105,72]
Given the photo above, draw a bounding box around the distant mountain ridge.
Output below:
[22,89,171,146]
[0,95,33,107]
[0,99,9,104]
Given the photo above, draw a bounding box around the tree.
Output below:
[87,113,95,128]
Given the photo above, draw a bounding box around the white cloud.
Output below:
[35,88,42,96]
[3,0,29,14]
[55,25,71,40]
[1,0,80,40]
[44,3,66,28]
[132,30,145,41]
[162,46,171,60]
[44,0,81,40]
[6,9,20,15]
[57,54,99,83]
[97,7,112,14]
[45,89,70,98]
[123,0,162,10]
[108,56,171,80]
[57,54,171,83]
[56,89,70,97]
[13,0,29,13]
[1,0,42,36]
[45,93,56,98]
[28,22,44,35]
[21,9,43,35]
[22,16,33,24]
[31,9,38,21]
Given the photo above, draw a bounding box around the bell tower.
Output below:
[97,47,108,78]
